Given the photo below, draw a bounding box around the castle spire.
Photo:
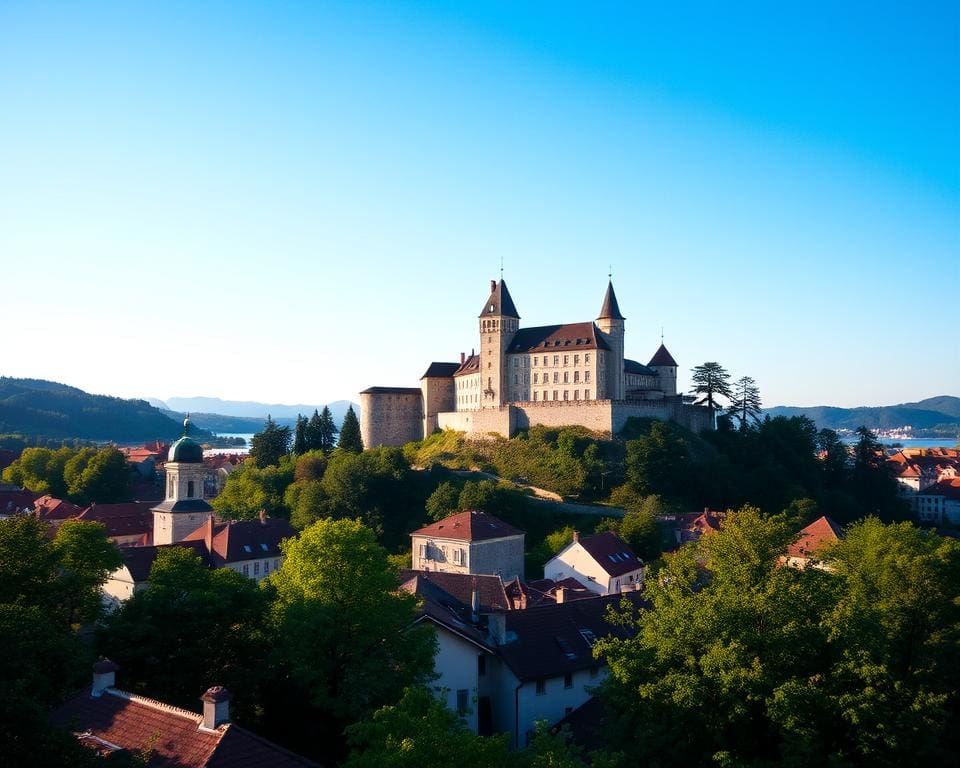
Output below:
[479,278,520,319]
[597,280,625,321]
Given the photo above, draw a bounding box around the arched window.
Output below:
[187,480,195,498]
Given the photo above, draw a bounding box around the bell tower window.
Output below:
[187,480,195,498]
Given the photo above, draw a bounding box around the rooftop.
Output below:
[411,510,525,543]
[507,322,611,355]
[786,515,844,558]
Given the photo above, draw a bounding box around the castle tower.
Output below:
[478,278,519,407]
[596,280,626,400]
[648,343,679,397]
[152,416,213,545]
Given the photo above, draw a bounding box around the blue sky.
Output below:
[1,1,957,408]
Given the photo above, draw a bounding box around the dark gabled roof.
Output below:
[399,570,511,612]
[574,531,643,577]
[411,510,525,542]
[453,354,480,377]
[359,386,422,395]
[182,517,294,567]
[499,592,645,680]
[624,358,656,376]
[597,281,625,321]
[76,502,154,539]
[151,498,215,514]
[648,343,678,367]
[479,279,520,319]
[919,478,960,501]
[34,495,84,520]
[51,686,318,767]
[507,322,611,354]
[120,541,211,582]
[421,362,460,379]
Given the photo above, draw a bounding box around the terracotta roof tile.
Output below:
[411,510,524,543]
[182,517,294,566]
[787,515,844,558]
[507,322,611,354]
[399,570,510,611]
[920,478,960,501]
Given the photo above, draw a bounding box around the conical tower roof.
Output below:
[479,279,520,319]
[648,343,678,367]
[597,280,625,320]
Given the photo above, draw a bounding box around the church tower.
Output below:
[152,416,213,545]
[479,278,519,407]
[596,280,626,400]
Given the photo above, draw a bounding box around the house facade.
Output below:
[411,509,525,580]
[543,530,643,596]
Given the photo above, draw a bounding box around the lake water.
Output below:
[204,432,254,455]
[840,437,959,450]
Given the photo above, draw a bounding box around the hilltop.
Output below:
[764,395,960,435]
[0,377,206,442]
[150,396,356,429]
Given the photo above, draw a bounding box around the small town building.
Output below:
[543,530,643,596]
[51,661,317,767]
[916,478,960,525]
[152,417,216,546]
[75,502,155,547]
[410,509,526,580]
[781,515,844,570]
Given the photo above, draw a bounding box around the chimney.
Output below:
[471,589,480,623]
[490,279,497,293]
[487,611,507,645]
[572,530,579,543]
[460,351,465,364]
[201,686,231,730]
[555,585,566,604]
[258,509,267,525]
[205,515,215,550]
[91,659,118,697]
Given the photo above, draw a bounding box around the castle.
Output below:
[360,279,713,447]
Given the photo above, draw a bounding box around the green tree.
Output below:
[67,447,131,505]
[817,428,849,488]
[285,480,330,530]
[624,421,690,499]
[213,458,295,520]
[339,405,363,453]
[317,405,339,451]
[617,497,665,562]
[293,414,308,455]
[63,447,96,497]
[1,446,72,496]
[96,546,271,720]
[689,362,732,411]
[250,415,292,467]
[727,375,762,431]
[344,686,513,768]
[269,519,436,755]
[52,520,122,627]
[425,481,460,521]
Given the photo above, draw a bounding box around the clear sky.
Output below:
[1,2,957,408]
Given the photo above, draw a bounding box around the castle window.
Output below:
[574,390,579,400]
[514,358,518,368]
[533,392,538,401]
[553,390,558,401]
[563,372,569,383]
[574,354,579,365]
[585,371,591,382]
[585,390,590,400]
[534,373,538,384]
[564,390,569,400]
[574,371,580,383]
[553,355,559,366]
[533,356,538,366]
[553,372,559,383]
[564,355,569,365]
[585,354,591,364]
[514,374,519,384]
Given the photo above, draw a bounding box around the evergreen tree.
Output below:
[293,414,308,455]
[727,375,762,430]
[305,409,324,451]
[250,415,292,467]
[318,405,339,451]
[338,405,363,453]
[689,361,732,411]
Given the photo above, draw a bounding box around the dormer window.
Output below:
[489,304,495,313]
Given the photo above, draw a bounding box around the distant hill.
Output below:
[0,377,210,442]
[161,396,357,425]
[764,395,960,434]
[159,410,292,433]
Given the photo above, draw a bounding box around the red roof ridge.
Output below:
[106,688,216,728]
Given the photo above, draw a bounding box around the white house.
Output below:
[916,479,960,525]
[411,509,526,580]
[415,587,643,748]
[543,531,643,596]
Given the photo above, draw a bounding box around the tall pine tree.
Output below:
[727,375,762,430]
[293,414,308,454]
[338,405,363,453]
[249,415,292,467]
[318,405,339,451]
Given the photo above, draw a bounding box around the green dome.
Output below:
[168,416,204,463]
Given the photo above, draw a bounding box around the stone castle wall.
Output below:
[360,390,423,449]
[422,377,456,436]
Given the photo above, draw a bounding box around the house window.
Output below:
[574,354,579,365]
[254,562,260,576]
[574,371,580,383]
[478,655,486,676]
[533,392,538,401]
[242,564,249,576]
[585,390,591,400]
[585,354,590,363]
[574,390,579,401]
[533,356,538,366]
[563,355,569,365]
[585,371,591,382]
[564,672,573,689]
[553,391,558,401]
[456,689,469,715]
[535,679,546,696]
[563,390,569,401]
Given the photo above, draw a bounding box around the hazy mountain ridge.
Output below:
[764,395,960,433]
[157,396,357,425]
[0,377,210,441]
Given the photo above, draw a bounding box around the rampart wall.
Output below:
[360,389,423,448]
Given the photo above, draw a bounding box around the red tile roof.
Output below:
[34,495,84,521]
[399,570,511,612]
[76,502,154,541]
[411,510,524,542]
[575,531,643,577]
[787,516,844,559]
[507,322,611,354]
[51,687,317,767]
[182,517,294,566]
[0,488,39,514]
[453,354,480,377]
